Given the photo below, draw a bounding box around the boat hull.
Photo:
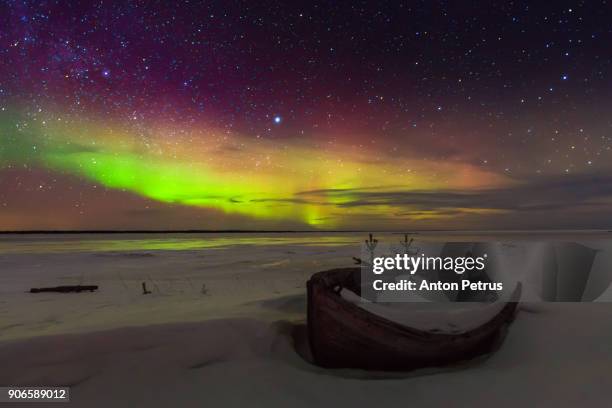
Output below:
[307,268,521,371]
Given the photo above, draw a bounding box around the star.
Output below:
[274,116,282,124]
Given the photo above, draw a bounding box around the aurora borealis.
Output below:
[2,1,612,230]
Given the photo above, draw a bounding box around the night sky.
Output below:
[1,1,612,230]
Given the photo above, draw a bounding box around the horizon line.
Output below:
[0,229,610,234]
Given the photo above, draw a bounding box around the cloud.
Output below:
[294,173,612,214]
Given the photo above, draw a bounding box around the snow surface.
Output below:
[1,233,611,407]
[340,286,513,333]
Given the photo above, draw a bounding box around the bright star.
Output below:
[274,116,282,124]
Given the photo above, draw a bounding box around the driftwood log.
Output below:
[30,285,98,293]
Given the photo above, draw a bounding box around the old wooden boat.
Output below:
[307,268,521,371]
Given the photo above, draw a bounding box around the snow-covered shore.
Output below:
[1,233,612,407]
[2,303,612,407]
[0,235,356,341]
